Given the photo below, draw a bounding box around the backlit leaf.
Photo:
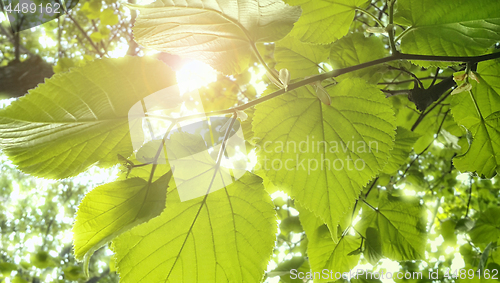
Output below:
[356,193,427,261]
[285,0,369,44]
[395,0,500,67]
[131,0,301,74]
[381,127,420,174]
[0,57,177,179]
[100,8,119,26]
[469,207,500,245]
[297,203,360,279]
[364,227,383,265]
[112,173,276,283]
[253,78,396,240]
[451,59,500,178]
[275,35,330,79]
[308,225,361,279]
[73,171,172,262]
[329,32,386,83]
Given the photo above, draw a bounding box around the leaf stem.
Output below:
[148,120,178,184]
[468,89,484,120]
[386,65,423,88]
[411,90,452,131]
[251,42,280,82]
[362,199,378,212]
[365,177,379,198]
[395,27,413,43]
[356,7,385,27]
[401,110,450,180]
[378,76,448,85]
[387,0,398,54]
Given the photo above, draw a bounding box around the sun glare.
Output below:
[38,31,56,49]
[176,60,217,94]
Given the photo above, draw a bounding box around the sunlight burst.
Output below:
[176,60,217,94]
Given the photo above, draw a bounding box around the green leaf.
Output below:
[297,203,360,279]
[90,31,105,42]
[381,127,421,174]
[285,0,369,44]
[135,139,168,164]
[356,193,427,261]
[478,242,494,272]
[12,276,29,283]
[280,216,303,235]
[469,207,500,245]
[274,35,330,80]
[440,219,457,245]
[0,57,177,179]
[395,0,500,67]
[30,251,55,269]
[364,227,383,265]
[296,201,327,237]
[80,0,102,19]
[112,173,276,283]
[329,32,386,83]
[253,78,396,239]
[455,217,474,233]
[0,262,17,276]
[267,256,305,277]
[73,171,172,262]
[308,225,361,279]
[100,8,119,26]
[63,265,85,281]
[451,59,500,178]
[131,0,301,74]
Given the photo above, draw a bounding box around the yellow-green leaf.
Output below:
[0,57,177,179]
[131,0,301,74]
[395,0,500,67]
[253,78,396,240]
[73,171,172,262]
[451,59,500,178]
[285,0,369,44]
[112,173,276,283]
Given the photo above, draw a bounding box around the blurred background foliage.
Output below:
[0,152,119,282]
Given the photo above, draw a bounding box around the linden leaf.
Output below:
[0,57,177,179]
[253,78,396,240]
[131,0,301,74]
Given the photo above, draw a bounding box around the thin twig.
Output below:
[430,68,440,87]
[387,65,424,88]
[411,90,452,131]
[378,76,448,85]
[400,110,450,180]
[362,199,378,211]
[65,13,104,57]
[465,177,473,217]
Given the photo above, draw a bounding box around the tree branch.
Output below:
[168,51,500,123]
[65,13,105,57]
